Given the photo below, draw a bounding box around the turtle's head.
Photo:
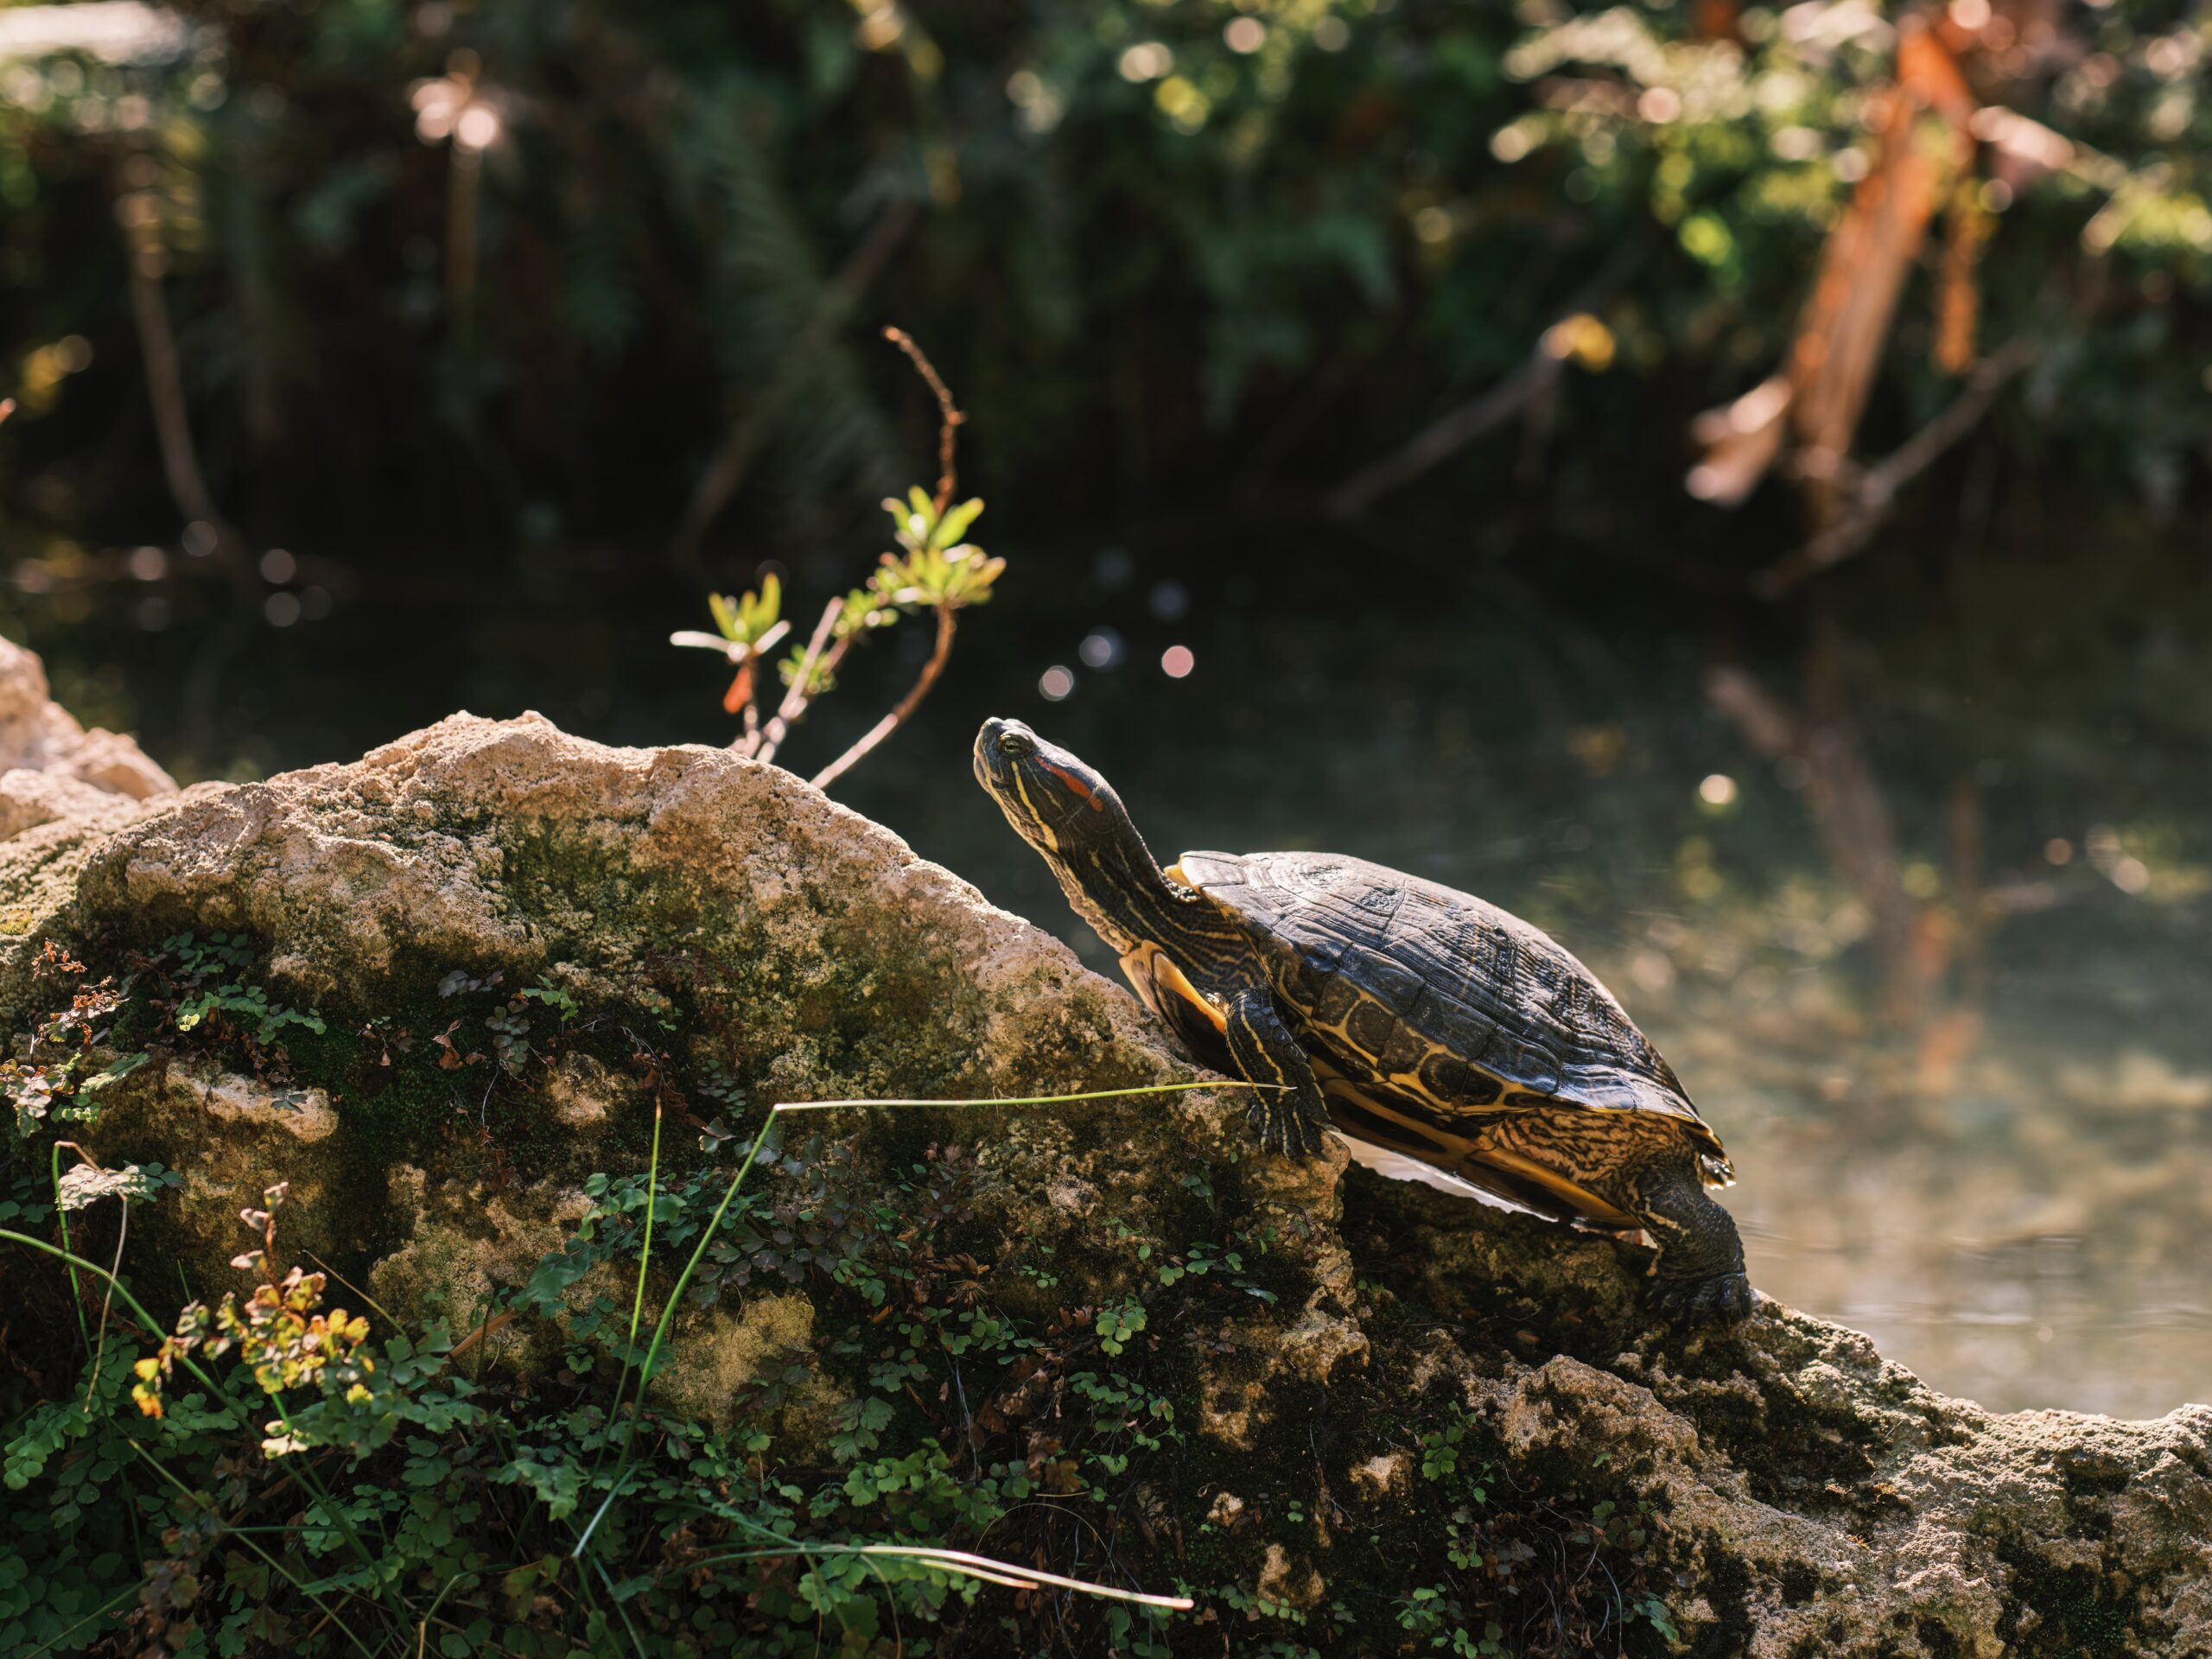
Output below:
[974,718,1136,861]
[974,717,1166,953]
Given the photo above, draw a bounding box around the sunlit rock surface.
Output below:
[0,640,175,1019]
[4,702,2207,1657]
[0,637,174,802]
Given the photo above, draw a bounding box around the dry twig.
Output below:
[118,186,238,553]
[1325,241,1645,516]
[1755,335,2036,595]
[881,325,965,514]
[750,598,843,766]
[808,331,969,789]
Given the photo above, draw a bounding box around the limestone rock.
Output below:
[0,636,175,802]
[6,712,2204,1656]
[0,639,178,1022]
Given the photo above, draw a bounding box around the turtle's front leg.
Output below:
[1222,991,1330,1157]
[1627,1144,1754,1326]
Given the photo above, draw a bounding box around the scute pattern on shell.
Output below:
[1178,849,1726,1164]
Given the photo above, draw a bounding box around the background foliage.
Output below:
[0,0,2207,772]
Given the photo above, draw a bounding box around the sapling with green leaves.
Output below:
[672,327,1003,788]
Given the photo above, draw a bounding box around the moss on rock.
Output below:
[2,709,2208,1656]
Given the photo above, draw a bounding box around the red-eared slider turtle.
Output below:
[974,716,1752,1325]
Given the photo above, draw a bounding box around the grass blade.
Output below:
[772,1079,1283,1112]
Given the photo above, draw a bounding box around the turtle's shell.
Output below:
[1175,850,1729,1173]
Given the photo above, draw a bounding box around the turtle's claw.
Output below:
[1246,1096,1328,1160]
[1652,1271,1754,1328]
[1298,1102,1328,1157]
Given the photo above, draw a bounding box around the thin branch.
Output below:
[1755,335,2037,596]
[1327,357,1554,518]
[85,1201,128,1407]
[810,605,954,791]
[118,187,238,554]
[881,325,965,513]
[1325,239,1646,516]
[749,597,842,764]
[800,328,972,790]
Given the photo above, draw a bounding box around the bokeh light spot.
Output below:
[1160,645,1194,679]
[1698,773,1738,807]
[1039,665,1075,702]
[455,105,500,151]
[1118,42,1171,82]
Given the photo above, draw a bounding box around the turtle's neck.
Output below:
[1045,830,1243,971]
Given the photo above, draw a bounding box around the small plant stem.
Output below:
[606,1101,664,1432]
[772,1079,1285,1113]
[305,1250,404,1328]
[22,1580,139,1655]
[50,1143,92,1353]
[84,1201,128,1408]
[264,1386,386,1579]
[586,1554,652,1659]
[677,1543,1193,1610]
[809,603,954,790]
[0,1230,235,1408]
[752,598,842,765]
[882,326,965,513]
[413,1573,467,1659]
[571,1121,778,1559]
[123,1441,385,1659]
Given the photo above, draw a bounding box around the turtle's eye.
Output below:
[998,731,1035,759]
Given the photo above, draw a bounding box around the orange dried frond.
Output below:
[1897,16,1975,122]
[1936,179,1993,374]
[1688,21,1980,512]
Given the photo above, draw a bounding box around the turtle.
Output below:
[973,716,1753,1325]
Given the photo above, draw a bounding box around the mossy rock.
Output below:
[4,712,2209,1656]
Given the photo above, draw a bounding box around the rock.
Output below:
[0,768,149,841]
[0,639,177,1021]
[0,637,175,802]
[7,711,2208,1656]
